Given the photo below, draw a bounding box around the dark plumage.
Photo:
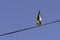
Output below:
[36,10,42,25]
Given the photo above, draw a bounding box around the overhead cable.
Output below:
[0,19,60,36]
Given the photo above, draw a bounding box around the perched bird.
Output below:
[36,10,42,26]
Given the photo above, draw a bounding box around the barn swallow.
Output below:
[36,10,42,26]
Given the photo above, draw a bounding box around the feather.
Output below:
[36,10,42,25]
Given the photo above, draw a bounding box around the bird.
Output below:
[36,10,42,26]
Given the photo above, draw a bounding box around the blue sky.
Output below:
[0,0,60,40]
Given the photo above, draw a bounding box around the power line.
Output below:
[0,19,60,36]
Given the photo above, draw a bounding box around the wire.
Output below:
[0,19,60,36]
